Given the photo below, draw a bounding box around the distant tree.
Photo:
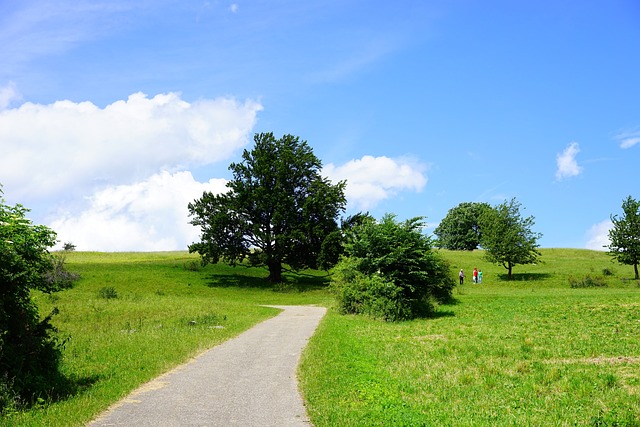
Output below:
[331,214,455,321]
[479,198,542,279]
[188,132,346,283]
[434,202,491,250]
[607,195,640,280]
[62,242,76,251]
[0,188,71,410]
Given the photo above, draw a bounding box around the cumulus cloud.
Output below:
[555,142,583,181]
[323,155,427,210]
[615,130,640,149]
[0,92,262,199]
[50,171,228,251]
[585,219,612,251]
[0,82,21,109]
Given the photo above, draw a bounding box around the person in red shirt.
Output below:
[473,268,478,284]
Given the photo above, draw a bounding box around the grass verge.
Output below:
[299,248,640,426]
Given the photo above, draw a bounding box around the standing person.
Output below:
[459,269,465,285]
[473,268,478,284]
[478,270,483,284]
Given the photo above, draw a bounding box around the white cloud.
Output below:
[615,130,640,149]
[555,142,583,181]
[50,171,228,251]
[0,92,262,199]
[229,3,239,13]
[0,82,21,109]
[323,155,427,210]
[585,219,612,251]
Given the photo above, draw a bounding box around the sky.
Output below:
[1,0,639,251]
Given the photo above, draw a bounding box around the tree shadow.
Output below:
[16,372,103,410]
[497,272,553,282]
[205,270,330,292]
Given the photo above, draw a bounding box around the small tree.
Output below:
[479,198,542,279]
[0,189,70,410]
[188,132,346,282]
[607,195,640,279]
[434,202,491,250]
[331,214,454,321]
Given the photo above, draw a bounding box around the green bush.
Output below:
[331,258,412,321]
[1,191,67,412]
[569,275,607,288]
[97,287,119,299]
[331,214,454,321]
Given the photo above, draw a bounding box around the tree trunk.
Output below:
[507,262,513,280]
[267,259,283,283]
[635,263,639,280]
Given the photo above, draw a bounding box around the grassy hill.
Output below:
[4,249,639,426]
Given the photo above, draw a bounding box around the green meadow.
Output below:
[3,249,640,426]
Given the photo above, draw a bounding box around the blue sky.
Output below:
[1,0,638,251]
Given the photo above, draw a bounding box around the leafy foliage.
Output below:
[434,202,491,250]
[189,133,346,282]
[331,214,454,321]
[607,195,640,279]
[0,190,73,411]
[479,198,542,279]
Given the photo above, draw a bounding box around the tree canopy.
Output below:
[479,198,542,279]
[188,132,346,282]
[434,202,491,250]
[607,195,640,279]
[331,214,454,321]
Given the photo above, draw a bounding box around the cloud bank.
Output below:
[50,171,227,251]
[0,92,262,199]
[2,91,431,251]
[585,219,612,251]
[555,142,582,181]
[323,155,427,210]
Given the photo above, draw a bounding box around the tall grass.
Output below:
[299,248,640,426]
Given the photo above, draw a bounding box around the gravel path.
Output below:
[86,305,327,427]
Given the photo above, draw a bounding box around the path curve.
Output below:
[87,305,327,427]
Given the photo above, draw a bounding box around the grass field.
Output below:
[3,249,639,426]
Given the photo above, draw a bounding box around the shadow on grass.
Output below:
[12,372,103,411]
[497,272,553,282]
[205,270,330,292]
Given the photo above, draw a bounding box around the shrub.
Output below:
[183,260,202,271]
[44,254,80,290]
[331,258,412,321]
[569,275,607,288]
[97,287,119,299]
[1,190,67,412]
[331,214,454,321]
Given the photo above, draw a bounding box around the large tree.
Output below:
[434,202,491,250]
[479,198,542,279]
[188,132,346,282]
[607,195,640,279]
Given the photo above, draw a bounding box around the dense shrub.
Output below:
[331,214,454,321]
[1,194,71,412]
[569,275,608,288]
